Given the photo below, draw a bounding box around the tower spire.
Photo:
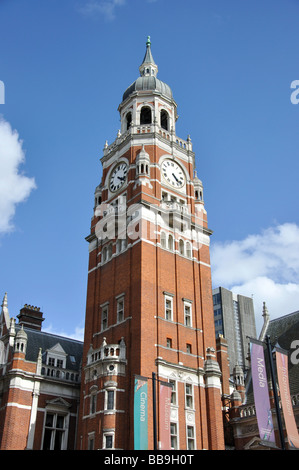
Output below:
[1,292,10,327]
[258,301,270,341]
[139,35,158,77]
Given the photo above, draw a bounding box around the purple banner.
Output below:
[250,340,275,444]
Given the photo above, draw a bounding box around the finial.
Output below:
[262,301,269,318]
[139,34,157,77]
[1,293,8,308]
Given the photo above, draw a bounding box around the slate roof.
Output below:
[16,326,83,372]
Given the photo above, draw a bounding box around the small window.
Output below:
[88,435,95,450]
[126,112,132,130]
[106,390,115,411]
[168,234,174,251]
[161,110,169,130]
[187,426,195,450]
[104,434,114,449]
[117,298,124,323]
[186,242,192,258]
[169,380,177,405]
[179,239,184,255]
[186,343,192,354]
[184,303,192,327]
[185,383,193,409]
[165,297,173,321]
[166,337,172,348]
[102,306,108,331]
[170,423,178,450]
[102,247,107,263]
[90,393,97,415]
[140,106,151,125]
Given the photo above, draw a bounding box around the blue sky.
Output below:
[0,0,299,338]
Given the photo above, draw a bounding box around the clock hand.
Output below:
[172,173,179,182]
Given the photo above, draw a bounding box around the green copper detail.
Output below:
[146,35,151,46]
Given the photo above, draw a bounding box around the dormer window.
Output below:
[46,343,67,369]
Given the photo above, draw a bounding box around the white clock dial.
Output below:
[161,159,185,189]
[109,163,128,192]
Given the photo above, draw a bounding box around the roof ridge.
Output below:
[16,325,83,344]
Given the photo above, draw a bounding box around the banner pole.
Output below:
[152,372,158,450]
[266,335,286,450]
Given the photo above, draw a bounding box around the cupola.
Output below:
[135,145,150,177]
[122,36,172,103]
[118,36,177,136]
[14,325,28,355]
[193,170,204,202]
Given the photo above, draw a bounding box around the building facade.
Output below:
[77,38,225,450]
[229,309,299,450]
[0,294,83,450]
[213,287,257,375]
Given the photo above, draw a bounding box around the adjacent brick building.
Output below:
[0,295,83,450]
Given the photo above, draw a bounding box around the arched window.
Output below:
[140,106,152,125]
[161,110,169,130]
[179,239,184,255]
[126,112,132,130]
[102,247,107,263]
[168,234,174,251]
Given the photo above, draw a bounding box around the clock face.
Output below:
[109,162,128,192]
[161,159,185,189]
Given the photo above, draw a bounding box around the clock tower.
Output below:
[77,37,225,451]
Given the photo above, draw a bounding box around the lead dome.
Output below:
[122,36,173,102]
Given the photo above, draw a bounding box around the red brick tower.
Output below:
[77,37,225,450]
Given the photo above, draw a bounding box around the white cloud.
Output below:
[0,117,36,234]
[210,223,299,334]
[44,324,84,342]
[78,0,126,21]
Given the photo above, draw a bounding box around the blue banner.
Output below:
[134,376,148,450]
